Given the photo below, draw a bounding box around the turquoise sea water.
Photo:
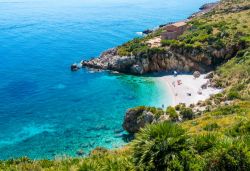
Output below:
[0,0,216,159]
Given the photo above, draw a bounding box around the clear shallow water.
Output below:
[0,0,216,159]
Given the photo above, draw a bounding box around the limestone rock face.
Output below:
[82,48,137,73]
[81,42,242,75]
[82,47,213,75]
[156,115,169,123]
[131,64,144,74]
[122,108,154,133]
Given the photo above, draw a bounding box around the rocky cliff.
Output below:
[81,42,243,75]
[81,47,214,75]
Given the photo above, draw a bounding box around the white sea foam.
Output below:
[136,32,143,36]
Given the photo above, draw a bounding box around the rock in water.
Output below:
[142,29,153,34]
[123,107,154,133]
[71,63,79,71]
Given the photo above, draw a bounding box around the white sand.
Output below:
[157,74,222,106]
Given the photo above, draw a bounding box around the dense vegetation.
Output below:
[117,29,166,57]
[0,0,249,170]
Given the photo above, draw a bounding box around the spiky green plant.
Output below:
[206,141,250,171]
[132,122,189,170]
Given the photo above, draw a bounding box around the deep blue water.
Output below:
[0,0,216,159]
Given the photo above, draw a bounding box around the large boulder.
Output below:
[123,107,154,133]
[193,71,201,78]
[205,72,214,79]
[131,64,144,74]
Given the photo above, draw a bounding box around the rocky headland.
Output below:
[81,42,243,75]
[81,47,213,75]
[76,2,235,75]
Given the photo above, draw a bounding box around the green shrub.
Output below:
[78,148,134,171]
[154,110,164,119]
[228,90,241,100]
[161,39,178,46]
[193,134,220,153]
[132,122,189,170]
[180,107,195,120]
[203,123,220,131]
[175,103,186,111]
[206,142,250,171]
[211,105,243,116]
[228,121,250,137]
[38,159,55,168]
[166,106,179,121]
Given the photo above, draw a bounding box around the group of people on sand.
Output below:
[171,70,203,98]
[172,80,182,87]
[172,71,184,97]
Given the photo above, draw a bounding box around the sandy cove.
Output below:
[158,74,222,106]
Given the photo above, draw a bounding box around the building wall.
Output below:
[165,25,178,32]
[161,31,178,40]
[161,24,188,40]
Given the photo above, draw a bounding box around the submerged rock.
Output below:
[88,142,95,148]
[86,125,109,131]
[105,139,112,143]
[81,143,89,148]
[114,133,124,138]
[114,128,124,134]
[76,149,85,156]
[122,133,134,142]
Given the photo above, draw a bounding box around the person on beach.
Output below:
[172,81,175,87]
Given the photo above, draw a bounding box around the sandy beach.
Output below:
[158,74,222,106]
